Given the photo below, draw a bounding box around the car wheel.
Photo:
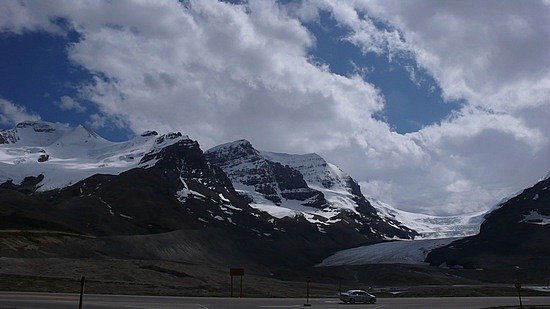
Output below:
[369,298,375,304]
[349,298,355,304]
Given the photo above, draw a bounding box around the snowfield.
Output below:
[369,197,486,239]
[0,121,183,190]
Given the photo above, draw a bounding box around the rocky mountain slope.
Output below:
[205,139,416,240]
[425,174,550,282]
[0,121,416,274]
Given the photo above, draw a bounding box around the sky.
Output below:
[1,0,549,216]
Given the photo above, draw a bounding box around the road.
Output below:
[1,292,549,308]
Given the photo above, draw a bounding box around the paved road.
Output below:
[1,292,549,308]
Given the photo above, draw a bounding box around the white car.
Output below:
[339,289,376,304]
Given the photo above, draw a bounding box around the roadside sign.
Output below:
[515,282,523,309]
[230,268,244,276]
[230,268,244,298]
[304,276,311,306]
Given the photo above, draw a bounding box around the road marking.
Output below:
[258,305,302,308]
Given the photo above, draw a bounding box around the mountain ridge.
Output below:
[1,121,417,275]
[0,121,489,239]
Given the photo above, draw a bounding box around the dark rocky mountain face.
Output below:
[426,176,550,282]
[204,139,327,207]
[1,133,286,237]
[205,139,418,241]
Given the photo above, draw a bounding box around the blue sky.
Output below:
[305,10,460,134]
[1,0,549,215]
[0,29,133,140]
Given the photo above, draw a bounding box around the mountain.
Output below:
[425,174,550,282]
[0,121,415,275]
[0,120,165,190]
[205,139,417,240]
[0,121,478,240]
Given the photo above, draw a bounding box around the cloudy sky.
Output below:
[1,0,549,216]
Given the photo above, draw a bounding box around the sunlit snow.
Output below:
[370,197,486,239]
[0,121,182,190]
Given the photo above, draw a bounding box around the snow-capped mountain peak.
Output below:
[206,139,417,240]
[1,122,482,241]
[0,121,188,190]
[1,120,106,147]
[261,151,352,192]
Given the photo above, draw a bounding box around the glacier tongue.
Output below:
[318,237,460,266]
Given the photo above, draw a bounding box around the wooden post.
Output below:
[79,276,85,309]
[304,276,311,306]
[240,274,243,298]
[515,282,523,309]
[230,275,234,297]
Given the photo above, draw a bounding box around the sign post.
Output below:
[230,268,244,298]
[79,276,85,309]
[515,282,523,309]
[304,276,311,307]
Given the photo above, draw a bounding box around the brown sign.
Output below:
[230,268,244,276]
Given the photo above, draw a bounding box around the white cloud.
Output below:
[58,96,86,112]
[1,0,549,216]
[321,1,550,214]
[62,0,386,151]
[0,1,59,34]
[0,98,40,126]
[360,0,550,111]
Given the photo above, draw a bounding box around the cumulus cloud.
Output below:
[1,0,549,215]
[356,0,550,110]
[319,0,550,214]
[62,0,385,152]
[57,96,86,112]
[0,98,40,126]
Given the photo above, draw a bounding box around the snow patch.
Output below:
[520,211,550,225]
[176,178,206,201]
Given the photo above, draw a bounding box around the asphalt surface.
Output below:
[1,292,550,308]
